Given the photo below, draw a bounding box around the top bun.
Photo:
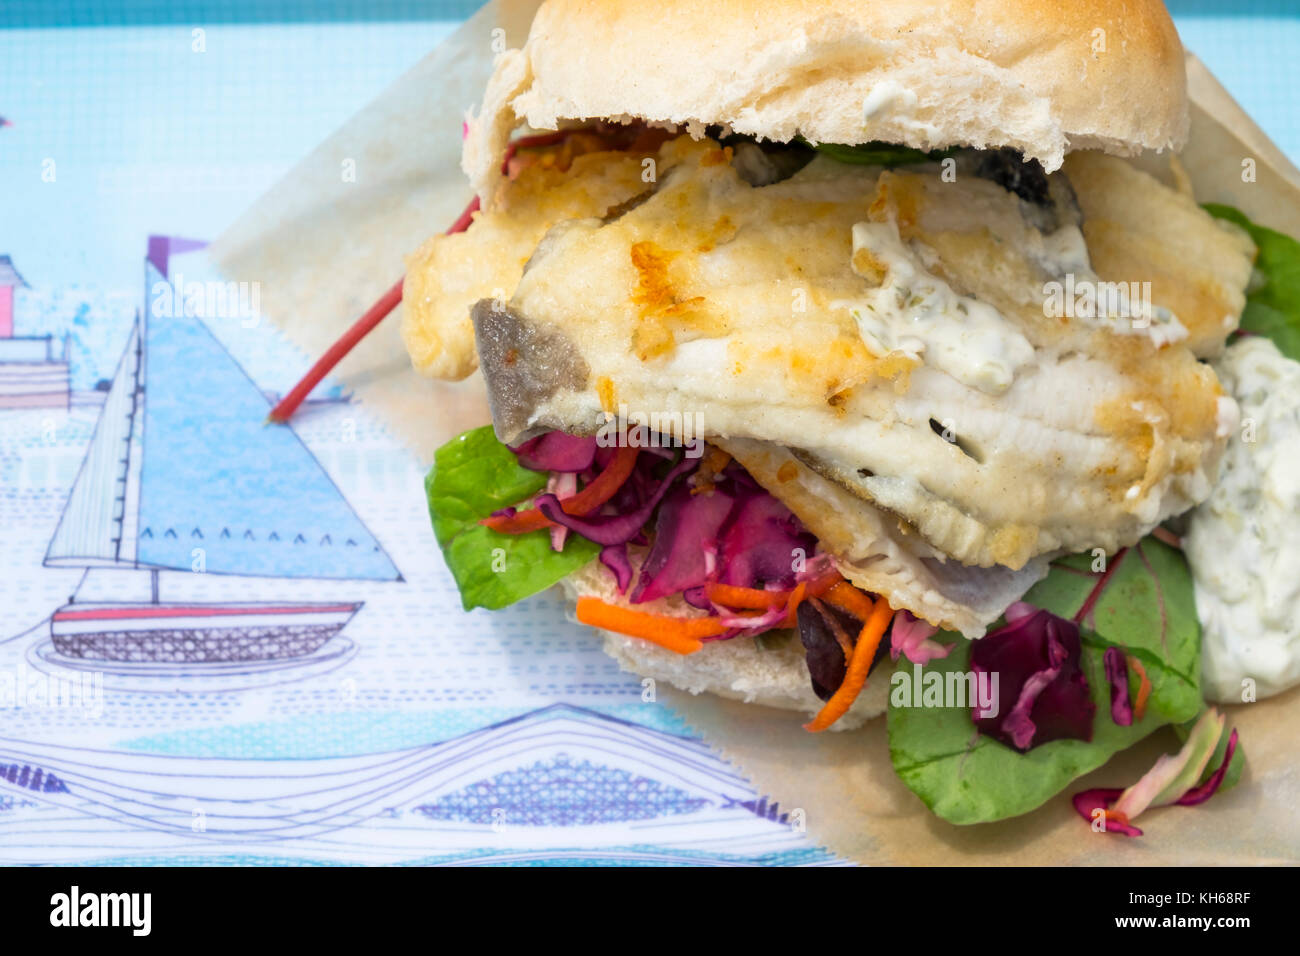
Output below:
[464,0,1188,203]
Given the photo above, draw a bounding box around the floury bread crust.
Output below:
[464,0,1188,205]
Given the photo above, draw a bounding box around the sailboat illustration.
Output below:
[33,237,400,678]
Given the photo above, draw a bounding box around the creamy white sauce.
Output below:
[861,80,917,121]
[837,219,1035,394]
[858,80,941,138]
[1036,223,1093,275]
[1186,336,1300,702]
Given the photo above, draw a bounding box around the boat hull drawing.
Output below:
[50,600,362,663]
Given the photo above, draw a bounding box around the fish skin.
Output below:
[472,298,591,445]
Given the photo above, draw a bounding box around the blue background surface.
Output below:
[1,1,1296,296]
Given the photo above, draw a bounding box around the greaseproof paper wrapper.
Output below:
[213,0,546,461]
[211,4,1300,864]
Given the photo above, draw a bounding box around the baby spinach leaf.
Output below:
[888,539,1207,824]
[426,426,599,611]
[1205,203,1300,360]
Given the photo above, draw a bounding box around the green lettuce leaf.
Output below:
[426,426,599,611]
[806,139,957,167]
[1205,202,1300,360]
[888,539,1207,824]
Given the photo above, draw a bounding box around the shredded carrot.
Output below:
[480,507,552,535]
[1127,653,1152,720]
[705,582,791,609]
[481,445,640,534]
[702,574,821,629]
[784,568,846,625]
[809,568,845,595]
[555,444,641,513]
[780,581,808,628]
[823,581,876,623]
[804,597,895,732]
[575,597,722,654]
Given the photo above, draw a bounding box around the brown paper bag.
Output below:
[210,7,1300,864]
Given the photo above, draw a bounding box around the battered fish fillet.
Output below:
[718,439,1052,636]
[460,134,1250,569]
[401,135,672,379]
[1063,151,1255,359]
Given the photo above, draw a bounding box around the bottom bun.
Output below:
[562,560,889,730]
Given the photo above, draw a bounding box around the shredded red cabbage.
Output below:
[511,432,597,473]
[1004,601,1037,623]
[715,603,790,631]
[890,609,951,665]
[1071,789,1144,837]
[681,585,711,610]
[1104,646,1134,727]
[717,494,816,589]
[970,604,1095,752]
[532,454,696,546]
[599,543,634,592]
[1175,728,1239,806]
[508,431,828,638]
[546,471,578,552]
[1072,714,1240,836]
[630,482,734,603]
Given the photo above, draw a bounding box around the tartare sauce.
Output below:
[1186,336,1300,702]
[839,219,1036,394]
